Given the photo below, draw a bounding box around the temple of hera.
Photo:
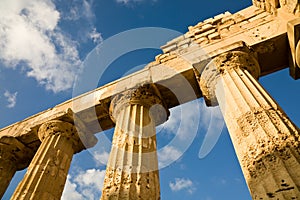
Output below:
[1,0,300,199]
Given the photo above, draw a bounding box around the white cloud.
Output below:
[158,99,201,141]
[75,169,105,190]
[4,90,18,108]
[155,100,200,168]
[157,99,225,162]
[169,178,196,194]
[62,175,83,200]
[62,169,105,200]
[89,28,102,44]
[93,150,110,166]
[62,0,93,21]
[158,146,182,167]
[0,0,102,93]
[0,0,81,93]
[198,101,225,159]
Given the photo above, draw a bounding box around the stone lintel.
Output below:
[192,41,255,74]
[0,37,290,147]
[288,18,300,79]
[0,136,34,170]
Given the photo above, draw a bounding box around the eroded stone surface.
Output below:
[101,86,168,200]
[279,0,300,15]
[252,0,280,14]
[252,0,300,15]
[199,51,260,106]
[0,137,33,198]
[0,2,300,199]
[11,120,88,200]
[109,85,169,126]
[0,5,297,147]
[198,50,300,199]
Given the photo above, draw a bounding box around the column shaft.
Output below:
[11,120,84,200]
[101,86,167,200]
[0,144,17,198]
[200,51,300,199]
[0,137,32,198]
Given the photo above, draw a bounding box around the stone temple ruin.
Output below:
[1,0,300,199]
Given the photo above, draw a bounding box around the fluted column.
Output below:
[0,137,32,198]
[11,120,88,200]
[101,85,168,200]
[199,51,300,199]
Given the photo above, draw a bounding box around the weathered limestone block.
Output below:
[199,50,300,199]
[11,120,95,200]
[253,0,300,15]
[0,137,33,198]
[101,85,169,200]
[252,0,280,14]
[279,0,300,15]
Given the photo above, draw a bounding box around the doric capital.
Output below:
[38,120,85,153]
[109,85,169,125]
[200,51,261,106]
[0,136,33,170]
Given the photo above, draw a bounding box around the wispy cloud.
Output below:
[116,0,142,4]
[62,168,105,200]
[89,28,102,44]
[158,146,182,168]
[155,98,225,168]
[169,178,196,194]
[160,100,200,140]
[93,150,110,166]
[75,169,104,191]
[116,0,157,5]
[59,0,102,44]
[62,175,83,200]
[4,90,18,108]
[0,0,101,93]
[198,102,225,159]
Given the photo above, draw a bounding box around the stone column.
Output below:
[0,137,32,198]
[199,51,300,199]
[101,85,168,200]
[11,120,87,200]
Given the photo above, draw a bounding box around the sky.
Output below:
[1,0,300,200]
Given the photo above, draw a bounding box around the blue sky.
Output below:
[1,0,299,199]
